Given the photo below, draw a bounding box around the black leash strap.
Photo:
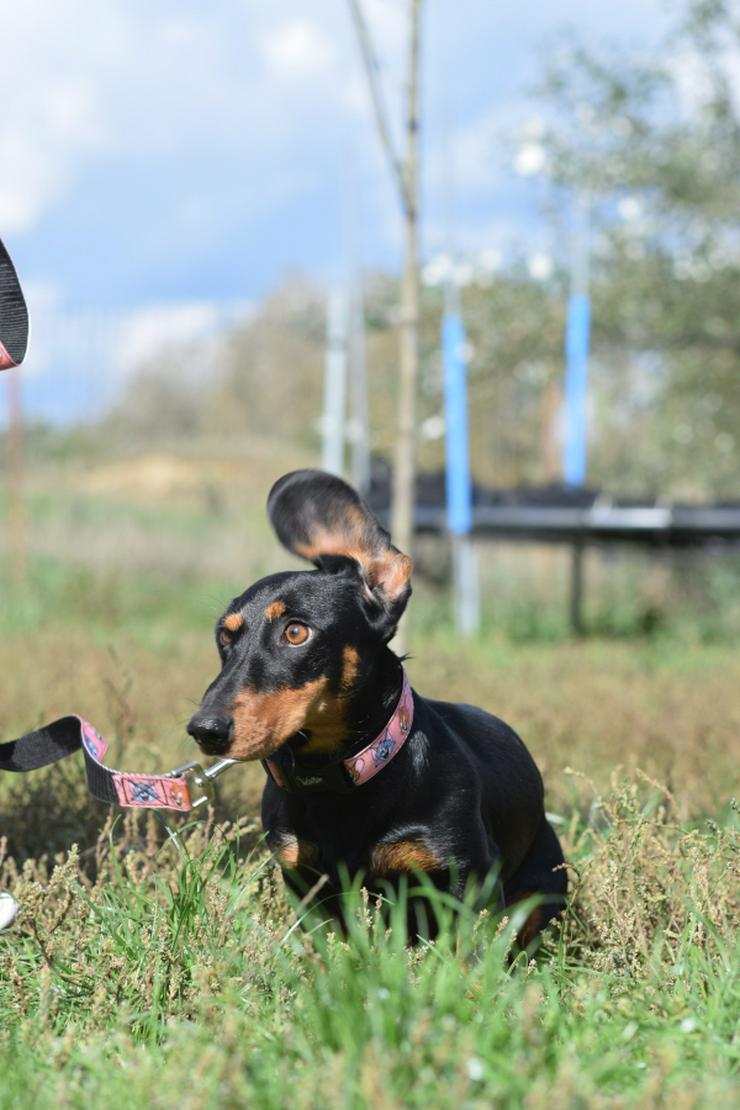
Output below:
[0,719,121,804]
[0,718,199,811]
[0,236,29,369]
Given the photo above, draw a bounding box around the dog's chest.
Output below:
[268,825,448,882]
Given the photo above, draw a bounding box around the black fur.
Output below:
[188,469,566,942]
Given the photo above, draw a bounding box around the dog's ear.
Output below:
[267,469,412,637]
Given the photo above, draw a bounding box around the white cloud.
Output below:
[618,196,643,222]
[116,303,231,373]
[515,141,547,177]
[453,113,504,191]
[0,14,107,232]
[17,296,249,388]
[0,3,354,237]
[527,252,553,281]
[0,0,677,287]
[259,19,335,78]
[669,44,740,120]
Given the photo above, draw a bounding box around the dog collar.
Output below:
[263,671,414,794]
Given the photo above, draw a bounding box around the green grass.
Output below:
[1,802,737,1109]
[0,552,233,650]
[1,461,739,1107]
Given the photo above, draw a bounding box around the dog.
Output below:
[187,469,567,943]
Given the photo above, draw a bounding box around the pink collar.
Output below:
[264,671,414,793]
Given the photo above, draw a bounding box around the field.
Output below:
[1,449,738,1108]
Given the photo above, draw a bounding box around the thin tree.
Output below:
[6,371,27,588]
[347,0,422,584]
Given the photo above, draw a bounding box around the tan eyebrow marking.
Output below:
[265,600,287,621]
[341,646,359,690]
[223,612,244,633]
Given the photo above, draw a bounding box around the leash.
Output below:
[0,717,239,933]
[0,244,234,811]
[0,674,414,935]
[0,236,29,369]
[0,240,240,929]
[0,715,237,811]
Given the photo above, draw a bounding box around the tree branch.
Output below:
[346,0,414,216]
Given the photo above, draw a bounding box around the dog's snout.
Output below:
[187,713,233,753]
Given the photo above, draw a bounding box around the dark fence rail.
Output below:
[366,468,740,548]
[411,502,740,547]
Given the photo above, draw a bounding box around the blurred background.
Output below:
[1,1,739,835]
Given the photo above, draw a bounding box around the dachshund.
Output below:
[187,470,566,943]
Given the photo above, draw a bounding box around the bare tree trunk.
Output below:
[391,0,421,575]
[346,0,422,537]
[7,372,27,588]
[347,0,423,651]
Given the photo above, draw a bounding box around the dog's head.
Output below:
[187,469,411,761]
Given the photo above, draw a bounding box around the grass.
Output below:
[1,459,739,1107]
[1,797,737,1108]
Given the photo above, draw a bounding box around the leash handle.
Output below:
[0,716,230,812]
[0,237,29,369]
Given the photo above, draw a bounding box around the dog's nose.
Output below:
[187,713,233,753]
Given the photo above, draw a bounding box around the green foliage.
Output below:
[1,488,738,1104]
[1,791,737,1108]
[537,0,740,497]
[60,0,738,506]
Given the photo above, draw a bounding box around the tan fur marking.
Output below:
[507,892,550,949]
[293,507,388,579]
[372,552,412,602]
[273,834,319,870]
[341,646,360,690]
[230,671,352,760]
[301,686,350,754]
[223,611,244,633]
[294,537,368,569]
[295,534,412,604]
[230,677,328,760]
[517,907,546,949]
[265,600,287,621]
[370,840,444,877]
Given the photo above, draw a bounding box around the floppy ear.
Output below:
[267,469,412,635]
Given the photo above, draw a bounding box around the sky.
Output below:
[0,0,673,422]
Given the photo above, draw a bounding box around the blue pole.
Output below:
[563,291,591,486]
[442,310,472,535]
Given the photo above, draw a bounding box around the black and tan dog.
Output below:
[187,470,566,942]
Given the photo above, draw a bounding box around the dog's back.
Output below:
[420,699,546,877]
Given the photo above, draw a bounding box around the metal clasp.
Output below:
[168,757,239,810]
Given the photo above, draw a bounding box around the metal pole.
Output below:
[321,291,348,477]
[569,540,585,637]
[348,277,370,492]
[563,192,591,634]
[563,191,591,486]
[443,282,479,636]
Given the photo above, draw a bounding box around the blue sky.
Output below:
[1,0,671,422]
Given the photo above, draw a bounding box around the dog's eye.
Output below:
[283,622,311,647]
[218,630,232,648]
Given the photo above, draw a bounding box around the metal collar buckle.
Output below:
[168,757,239,809]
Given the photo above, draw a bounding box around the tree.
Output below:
[535,0,740,497]
[347,0,423,602]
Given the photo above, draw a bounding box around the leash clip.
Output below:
[168,757,239,810]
